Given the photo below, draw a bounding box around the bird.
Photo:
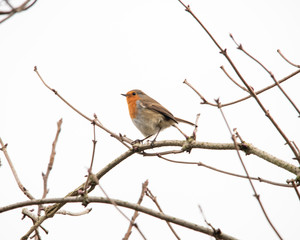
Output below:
[121,89,195,142]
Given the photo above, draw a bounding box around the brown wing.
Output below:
[141,97,179,124]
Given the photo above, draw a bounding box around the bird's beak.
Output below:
[121,93,127,97]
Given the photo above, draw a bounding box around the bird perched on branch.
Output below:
[121,89,195,142]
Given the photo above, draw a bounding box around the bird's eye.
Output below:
[132,92,136,96]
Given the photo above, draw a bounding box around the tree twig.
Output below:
[1,196,239,240]
[123,180,149,240]
[38,119,63,215]
[83,116,98,194]
[178,1,300,163]
[183,69,300,107]
[91,174,147,240]
[217,101,283,240]
[156,154,295,188]
[277,49,300,68]
[230,34,300,116]
[0,138,35,200]
[0,0,37,24]
[286,179,300,201]
[146,188,181,240]
[198,205,221,240]
[220,65,249,92]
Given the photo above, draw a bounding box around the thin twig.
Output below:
[91,174,147,240]
[38,119,63,215]
[146,188,181,240]
[230,34,300,116]
[123,180,149,240]
[0,138,35,200]
[183,79,211,105]
[156,154,295,188]
[220,65,249,92]
[192,113,200,140]
[198,205,221,239]
[217,102,283,239]
[0,0,37,24]
[83,117,97,193]
[286,179,300,201]
[34,66,132,149]
[277,49,300,68]
[178,1,300,163]
[184,69,300,107]
[22,208,48,234]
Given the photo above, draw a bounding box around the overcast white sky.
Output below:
[1,0,300,239]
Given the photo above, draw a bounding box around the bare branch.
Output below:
[277,49,300,68]
[198,205,222,240]
[230,34,300,116]
[0,138,35,200]
[1,196,239,240]
[83,117,98,194]
[220,65,249,92]
[123,180,148,240]
[185,69,300,107]
[178,1,300,163]
[286,179,300,201]
[91,174,147,240]
[0,0,38,24]
[34,66,132,148]
[38,119,63,215]
[156,154,295,188]
[217,105,283,239]
[22,208,48,234]
[146,188,181,240]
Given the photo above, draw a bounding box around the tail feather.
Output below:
[174,117,196,126]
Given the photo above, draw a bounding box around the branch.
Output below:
[184,69,300,107]
[230,34,300,116]
[0,137,35,200]
[156,154,295,188]
[277,49,300,68]
[146,188,181,239]
[1,196,238,240]
[217,103,283,239]
[39,119,63,214]
[0,0,38,24]
[220,65,249,92]
[123,180,148,240]
[178,1,300,163]
[34,66,132,149]
[198,205,222,240]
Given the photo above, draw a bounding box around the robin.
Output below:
[121,89,195,142]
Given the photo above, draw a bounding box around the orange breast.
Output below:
[126,94,140,119]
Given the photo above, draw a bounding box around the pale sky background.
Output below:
[1,0,300,239]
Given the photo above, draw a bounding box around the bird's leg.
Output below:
[132,134,153,144]
[150,128,161,147]
[173,124,189,139]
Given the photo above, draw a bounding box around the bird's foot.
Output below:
[131,139,144,145]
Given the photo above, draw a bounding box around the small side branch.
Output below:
[178,1,300,163]
[230,34,300,116]
[0,0,38,24]
[277,49,300,68]
[0,138,35,200]
[146,188,181,240]
[123,180,148,240]
[217,102,283,240]
[39,119,63,215]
